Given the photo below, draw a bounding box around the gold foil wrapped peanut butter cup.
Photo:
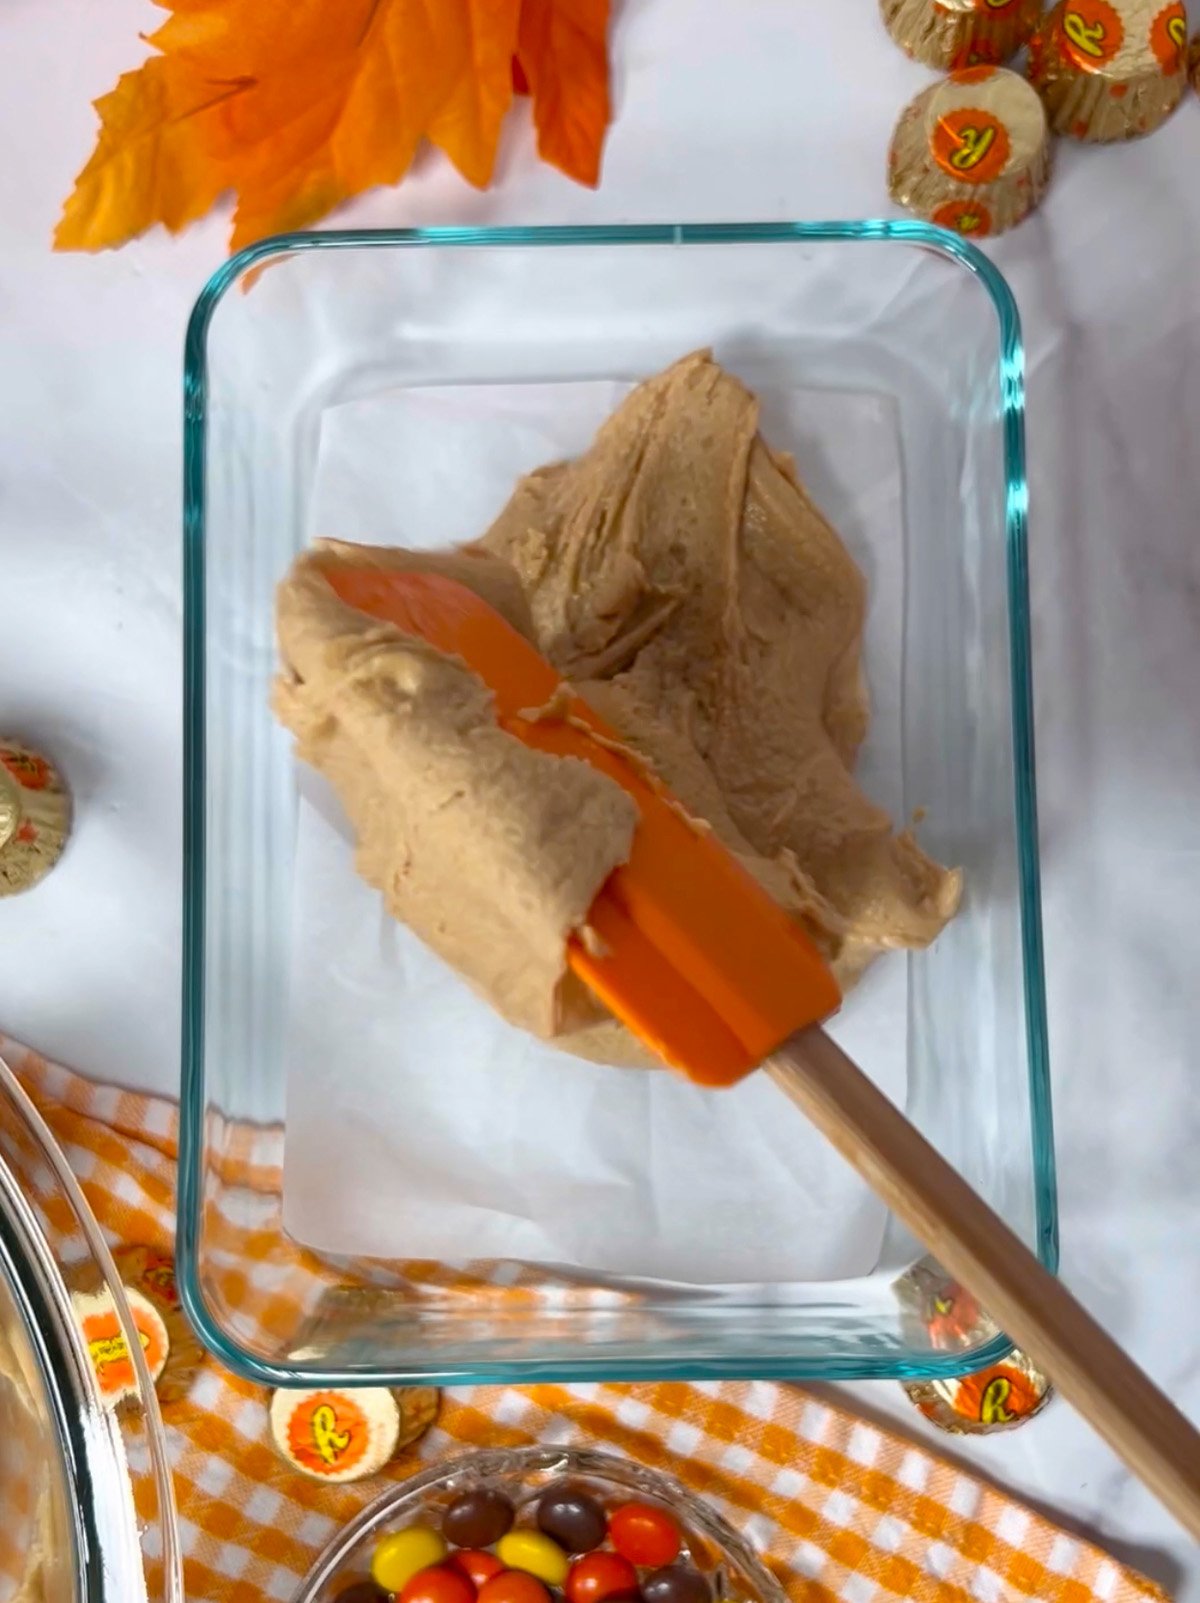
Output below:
[880,0,1042,70]
[1029,1,1190,140]
[268,1383,438,1480]
[905,1346,1054,1433]
[894,1259,1053,1433]
[889,67,1052,238]
[111,1245,207,1410]
[0,740,71,896]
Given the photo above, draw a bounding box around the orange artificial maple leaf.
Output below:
[55,0,611,255]
[517,0,610,187]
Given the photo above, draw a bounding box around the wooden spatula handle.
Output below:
[768,1028,1200,1541]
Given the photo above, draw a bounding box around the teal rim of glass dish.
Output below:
[180,221,1057,1388]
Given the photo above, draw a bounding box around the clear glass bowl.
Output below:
[180,223,1055,1387]
[0,1049,183,1601]
[294,1446,787,1603]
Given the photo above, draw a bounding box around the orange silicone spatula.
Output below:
[321,560,840,1087]
[322,557,1200,1540]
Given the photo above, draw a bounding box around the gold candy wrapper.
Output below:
[880,0,1042,70]
[889,66,1052,238]
[895,1256,993,1352]
[281,1283,442,1462]
[269,1384,439,1480]
[286,1282,404,1362]
[394,1384,441,1451]
[1029,1,1190,140]
[0,741,71,896]
[895,1258,1052,1433]
[111,1245,207,1411]
[270,1386,403,1482]
[71,1287,170,1410]
[905,1346,1053,1433]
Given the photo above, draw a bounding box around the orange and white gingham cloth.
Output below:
[0,1037,1168,1603]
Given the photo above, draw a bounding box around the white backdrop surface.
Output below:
[1,3,1198,1593]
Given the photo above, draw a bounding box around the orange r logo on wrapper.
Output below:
[287,1391,370,1477]
[932,199,994,237]
[981,1375,1018,1423]
[87,1328,146,1394]
[931,108,1011,183]
[955,1363,1044,1425]
[1150,3,1188,72]
[77,1298,166,1400]
[1059,0,1124,70]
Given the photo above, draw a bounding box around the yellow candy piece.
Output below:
[497,1530,570,1587]
[371,1526,448,1593]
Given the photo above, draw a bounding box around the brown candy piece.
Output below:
[880,0,1042,69]
[889,66,1052,238]
[443,1488,516,1548]
[1029,0,1190,140]
[536,1484,608,1554]
[641,1568,712,1603]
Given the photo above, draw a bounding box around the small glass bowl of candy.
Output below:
[293,1446,786,1603]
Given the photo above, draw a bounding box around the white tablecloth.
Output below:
[1,2,1198,1593]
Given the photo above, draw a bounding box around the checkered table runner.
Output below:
[0,1037,1168,1603]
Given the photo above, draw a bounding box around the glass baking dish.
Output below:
[180,222,1055,1387]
